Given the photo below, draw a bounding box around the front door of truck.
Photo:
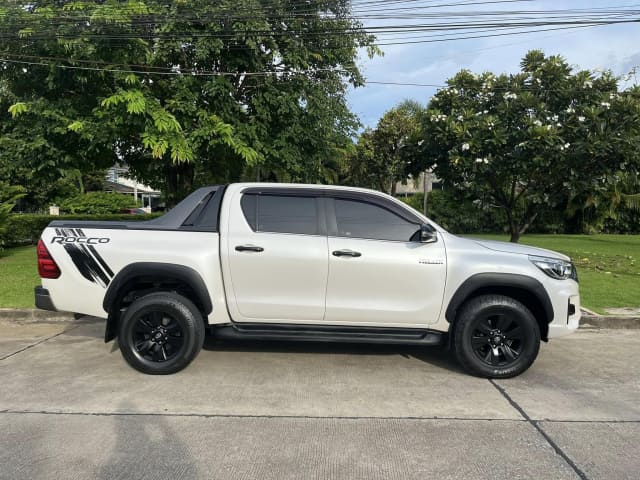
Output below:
[324,195,447,327]
[223,188,328,324]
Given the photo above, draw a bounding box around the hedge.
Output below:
[60,191,140,214]
[1,213,162,248]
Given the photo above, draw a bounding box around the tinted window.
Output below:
[334,198,419,242]
[241,194,318,235]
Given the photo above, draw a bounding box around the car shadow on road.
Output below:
[69,318,465,375]
[95,401,201,479]
[202,337,465,375]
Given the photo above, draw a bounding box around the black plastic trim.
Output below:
[445,273,554,324]
[103,262,213,315]
[34,286,57,312]
[214,322,444,346]
[241,186,424,226]
[49,185,224,232]
[103,263,213,343]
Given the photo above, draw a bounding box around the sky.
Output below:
[348,0,640,128]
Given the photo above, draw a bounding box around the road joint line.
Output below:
[0,324,82,361]
[0,410,527,421]
[490,379,589,480]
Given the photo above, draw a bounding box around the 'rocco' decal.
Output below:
[51,236,110,244]
[53,228,114,287]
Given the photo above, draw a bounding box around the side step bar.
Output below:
[213,323,444,346]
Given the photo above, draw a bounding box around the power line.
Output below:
[2,55,636,93]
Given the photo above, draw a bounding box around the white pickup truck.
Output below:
[35,183,580,377]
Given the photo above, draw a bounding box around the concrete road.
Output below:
[1,318,638,480]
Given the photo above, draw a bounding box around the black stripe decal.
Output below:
[56,228,112,287]
[87,245,114,278]
[78,244,111,286]
[64,244,109,287]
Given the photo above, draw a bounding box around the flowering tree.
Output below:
[420,50,640,242]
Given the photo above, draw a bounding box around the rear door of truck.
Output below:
[221,186,329,324]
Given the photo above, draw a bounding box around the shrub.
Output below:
[1,213,162,248]
[60,192,139,214]
[399,190,507,234]
[0,184,26,251]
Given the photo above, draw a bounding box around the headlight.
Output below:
[529,255,576,280]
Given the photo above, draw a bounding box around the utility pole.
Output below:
[422,170,432,216]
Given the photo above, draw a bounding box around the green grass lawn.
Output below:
[1,235,639,313]
[466,234,640,314]
[0,246,40,308]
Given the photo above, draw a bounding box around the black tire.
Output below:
[118,292,205,375]
[453,294,541,378]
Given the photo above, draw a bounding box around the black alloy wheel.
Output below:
[470,313,524,367]
[131,311,185,363]
[453,294,541,378]
[118,292,205,375]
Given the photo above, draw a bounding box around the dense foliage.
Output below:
[399,190,507,234]
[0,0,376,205]
[1,212,161,247]
[0,183,26,250]
[419,51,640,241]
[343,100,424,194]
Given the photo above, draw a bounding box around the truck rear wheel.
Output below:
[118,292,205,374]
[453,294,540,378]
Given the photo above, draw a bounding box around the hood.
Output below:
[473,239,570,261]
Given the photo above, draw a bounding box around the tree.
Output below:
[420,51,640,242]
[371,100,424,194]
[0,1,376,205]
[344,100,424,193]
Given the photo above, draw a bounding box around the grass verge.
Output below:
[0,246,39,308]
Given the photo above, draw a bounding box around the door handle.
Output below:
[235,245,264,252]
[332,249,361,258]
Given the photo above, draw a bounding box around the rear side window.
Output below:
[333,198,419,242]
[241,194,319,235]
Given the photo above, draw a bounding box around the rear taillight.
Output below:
[37,239,61,279]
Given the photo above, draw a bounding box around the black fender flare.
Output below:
[444,273,554,324]
[103,262,212,342]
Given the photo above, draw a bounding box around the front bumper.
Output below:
[35,286,57,312]
[548,293,581,338]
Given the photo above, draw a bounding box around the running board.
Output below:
[213,323,445,346]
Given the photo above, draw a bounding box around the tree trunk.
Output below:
[165,162,195,208]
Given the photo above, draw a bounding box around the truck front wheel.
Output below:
[453,294,541,378]
[118,292,205,374]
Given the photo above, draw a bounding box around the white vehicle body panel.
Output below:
[222,187,329,322]
[41,228,230,324]
[324,235,446,326]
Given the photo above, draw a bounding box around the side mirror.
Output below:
[420,224,438,243]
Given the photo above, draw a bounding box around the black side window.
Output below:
[241,194,319,235]
[334,198,419,242]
